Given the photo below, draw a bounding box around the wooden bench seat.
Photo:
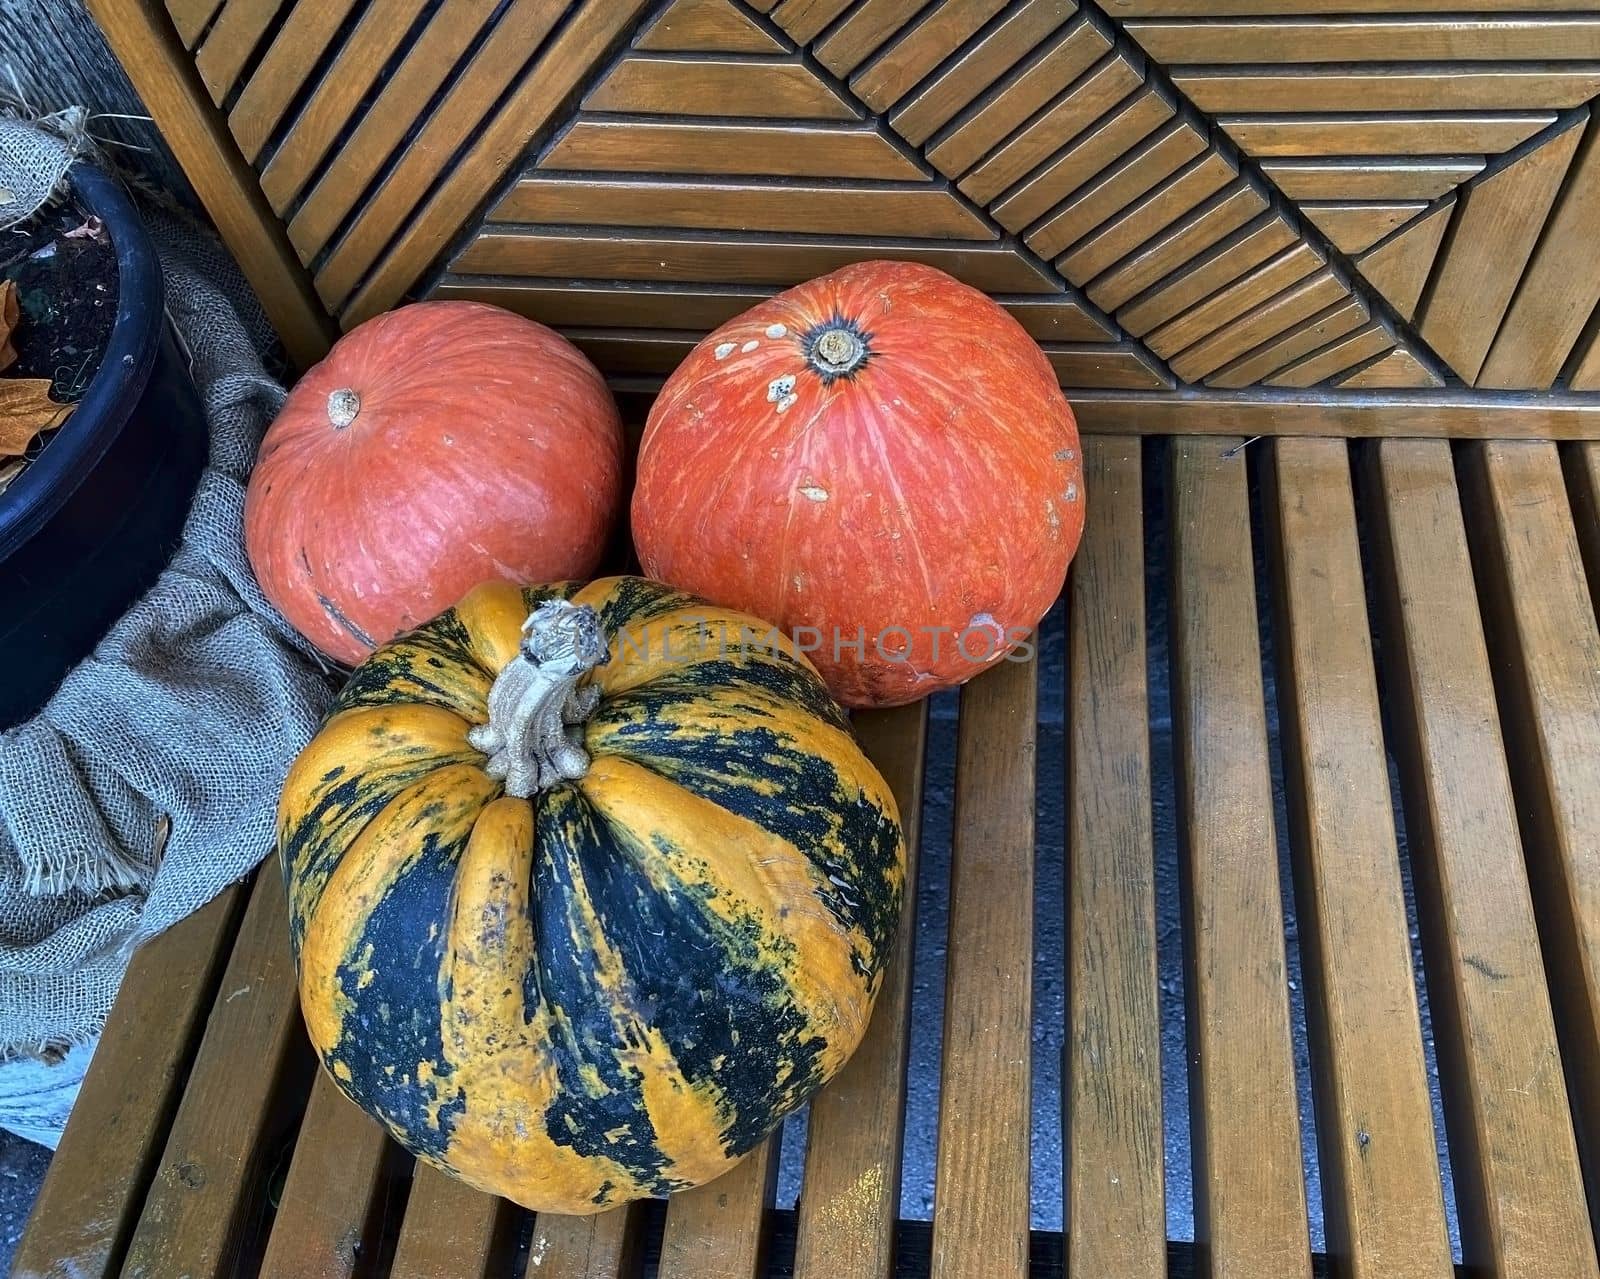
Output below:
[14,435,1600,1279]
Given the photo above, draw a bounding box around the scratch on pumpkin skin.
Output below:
[317,593,377,650]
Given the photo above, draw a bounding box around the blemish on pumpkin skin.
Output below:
[799,484,829,502]
[714,342,736,360]
[742,340,760,353]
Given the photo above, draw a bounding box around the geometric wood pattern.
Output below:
[87,0,1600,427]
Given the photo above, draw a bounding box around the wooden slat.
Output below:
[1458,441,1600,1232]
[1419,111,1585,384]
[257,1073,391,1279]
[926,19,1112,178]
[452,230,1063,293]
[285,0,506,262]
[1175,67,1600,113]
[585,55,859,118]
[1336,349,1442,388]
[997,296,1115,341]
[1261,158,1483,202]
[1045,345,1174,389]
[991,85,1174,232]
[1113,208,1299,334]
[341,0,654,325]
[1179,269,1348,384]
[1114,0,1600,15]
[389,1166,511,1279]
[1266,438,1454,1279]
[564,330,699,376]
[1220,113,1556,158]
[1299,202,1429,255]
[193,0,281,104]
[815,0,936,77]
[168,0,226,48]
[1481,111,1600,389]
[86,0,335,367]
[1089,185,1273,316]
[1205,295,1368,390]
[851,0,1011,111]
[637,0,787,52]
[792,702,928,1279]
[658,1138,778,1279]
[256,0,427,213]
[120,873,307,1279]
[769,0,852,44]
[524,1205,646,1279]
[1023,118,1207,260]
[11,887,245,1279]
[1145,240,1322,360]
[312,0,574,309]
[1129,17,1600,62]
[227,0,359,161]
[1353,200,1453,324]
[1058,152,1236,283]
[1265,323,1393,390]
[890,0,1077,145]
[491,176,996,240]
[1366,438,1596,1277]
[956,52,1146,205]
[929,654,1036,1279]
[1170,436,1310,1278]
[1571,328,1600,392]
[1064,436,1164,1279]
[540,120,924,180]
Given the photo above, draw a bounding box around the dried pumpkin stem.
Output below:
[467,600,610,798]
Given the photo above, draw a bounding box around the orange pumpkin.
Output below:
[245,301,624,664]
[631,261,1084,708]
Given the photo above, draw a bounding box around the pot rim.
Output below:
[0,161,163,562]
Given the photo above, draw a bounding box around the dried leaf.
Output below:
[0,280,16,374]
[0,379,72,459]
[63,216,104,242]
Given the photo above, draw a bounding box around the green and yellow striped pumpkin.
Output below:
[279,575,904,1214]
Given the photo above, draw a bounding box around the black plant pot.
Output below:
[0,163,208,728]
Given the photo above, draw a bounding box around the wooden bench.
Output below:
[15,434,1600,1278]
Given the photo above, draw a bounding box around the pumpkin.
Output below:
[631,260,1084,708]
[279,575,904,1214]
[245,300,624,665]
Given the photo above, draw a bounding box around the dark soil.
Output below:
[1,197,119,480]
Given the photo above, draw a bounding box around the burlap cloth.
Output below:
[0,117,332,1141]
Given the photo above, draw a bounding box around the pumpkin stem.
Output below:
[467,600,610,798]
[327,388,361,429]
[804,320,870,381]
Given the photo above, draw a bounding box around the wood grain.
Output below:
[1365,438,1597,1277]
[193,0,279,104]
[256,1072,392,1279]
[1336,350,1441,389]
[769,0,853,44]
[86,0,335,367]
[1265,323,1392,390]
[1170,436,1310,1279]
[658,1138,778,1279]
[1058,151,1236,283]
[10,887,246,1279]
[1419,112,1585,384]
[926,18,1111,178]
[1145,240,1322,360]
[227,0,359,161]
[1177,269,1348,384]
[890,0,1078,145]
[1220,113,1556,158]
[1265,438,1453,1279]
[1353,200,1453,324]
[1064,436,1164,1279]
[541,120,924,180]
[451,230,1062,293]
[793,702,927,1279]
[388,1166,511,1279]
[1299,202,1429,255]
[816,0,937,77]
[523,1205,645,1279]
[1458,441,1600,1241]
[637,0,786,52]
[1045,345,1174,389]
[120,874,307,1279]
[1481,111,1600,389]
[585,55,860,118]
[1175,67,1600,113]
[956,51,1145,206]
[1205,295,1368,390]
[991,85,1174,233]
[996,296,1115,341]
[929,654,1036,1279]
[1089,185,1273,316]
[491,176,995,240]
[1128,17,1600,62]
[851,0,1011,112]
[1261,158,1483,202]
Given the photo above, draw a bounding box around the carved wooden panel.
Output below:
[89,0,1600,429]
